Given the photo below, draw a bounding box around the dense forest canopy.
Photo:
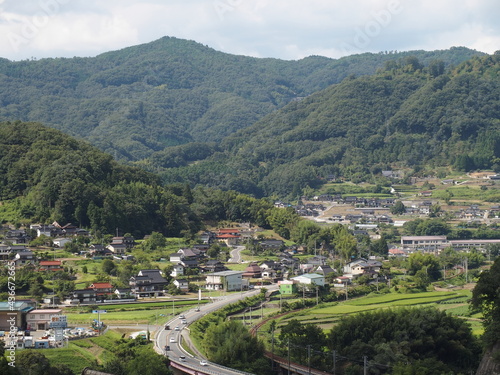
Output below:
[154,53,500,198]
[0,37,482,162]
[0,122,284,237]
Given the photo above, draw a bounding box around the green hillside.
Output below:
[0,37,481,161]
[0,122,201,237]
[155,53,500,197]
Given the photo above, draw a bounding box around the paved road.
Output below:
[154,286,278,375]
[228,245,245,263]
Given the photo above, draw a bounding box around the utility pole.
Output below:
[271,325,275,371]
[332,350,336,375]
[364,356,368,375]
[307,345,311,375]
[288,338,291,375]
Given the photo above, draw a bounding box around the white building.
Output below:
[205,271,244,291]
[27,309,62,331]
[400,236,448,252]
[291,273,325,287]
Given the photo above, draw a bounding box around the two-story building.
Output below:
[343,258,382,279]
[129,269,169,297]
[400,235,448,252]
[26,309,62,331]
[205,271,244,291]
[89,282,114,300]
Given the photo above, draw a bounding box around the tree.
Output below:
[471,257,500,346]
[203,320,269,374]
[266,207,300,240]
[390,201,406,215]
[371,236,388,256]
[140,232,167,251]
[16,351,51,375]
[102,259,116,275]
[413,268,431,289]
[333,231,357,261]
[328,307,480,374]
[406,253,441,280]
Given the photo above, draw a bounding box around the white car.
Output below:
[200,359,208,366]
[169,337,176,343]
[179,355,186,362]
[174,326,180,331]
[181,319,188,324]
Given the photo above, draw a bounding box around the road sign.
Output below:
[92,310,107,314]
[49,315,67,328]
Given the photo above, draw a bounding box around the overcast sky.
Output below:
[0,0,498,61]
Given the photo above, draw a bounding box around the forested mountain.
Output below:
[154,53,500,197]
[0,36,481,161]
[0,121,280,237]
[0,122,201,237]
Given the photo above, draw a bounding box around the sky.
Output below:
[0,0,498,61]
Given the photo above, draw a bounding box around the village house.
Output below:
[278,279,298,295]
[14,249,36,267]
[129,269,169,297]
[111,236,136,250]
[53,237,72,248]
[39,260,63,272]
[170,263,185,277]
[65,289,97,305]
[343,258,382,279]
[215,228,242,245]
[291,273,325,287]
[5,229,31,244]
[173,279,189,292]
[89,282,114,300]
[106,243,126,255]
[202,260,227,273]
[205,271,244,291]
[242,263,262,279]
[114,288,133,299]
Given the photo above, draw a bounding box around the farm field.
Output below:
[271,289,482,335]
[38,330,126,374]
[64,299,206,325]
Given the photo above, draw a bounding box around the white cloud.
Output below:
[0,0,497,61]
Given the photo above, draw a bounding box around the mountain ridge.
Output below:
[0,36,483,161]
[153,52,500,197]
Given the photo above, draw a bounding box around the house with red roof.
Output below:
[89,282,114,300]
[39,260,63,272]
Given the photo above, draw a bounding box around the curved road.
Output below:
[154,286,278,375]
[228,245,245,263]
